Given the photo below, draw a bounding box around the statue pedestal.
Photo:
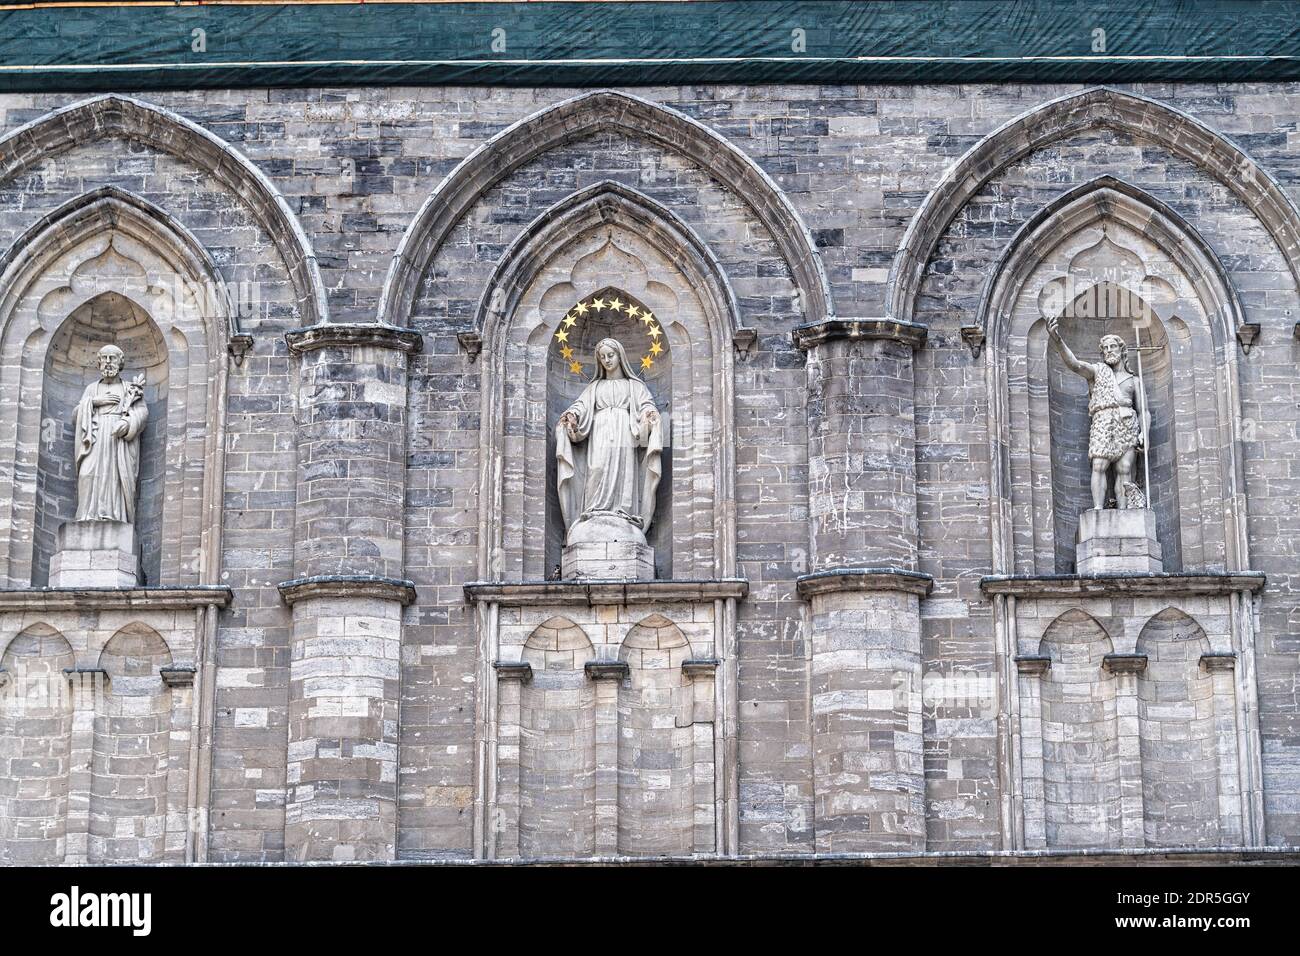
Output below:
[1075,508,1163,575]
[49,520,140,588]
[562,513,654,581]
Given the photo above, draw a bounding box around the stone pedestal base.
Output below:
[562,541,654,580]
[562,512,655,581]
[1076,508,1163,575]
[49,520,139,588]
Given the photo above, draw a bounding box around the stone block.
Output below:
[49,520,140,588]
[562,540,655,581]
[1075,508,1163,575]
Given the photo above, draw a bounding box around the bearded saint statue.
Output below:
[73,344,148,524]
[1046,318,1149,511]
[555,337,663,545]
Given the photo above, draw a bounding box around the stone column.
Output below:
[280,324,422,862]
[793,318,930,853]
[586,660,627,856]
[1103,653,1148,848]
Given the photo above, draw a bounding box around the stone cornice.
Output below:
[1103,653,1149,676]
[279,575,417,606]
[585,661,630,681]
[791,317,928,351]
[492,661,533,682]
[284,323,424,355]
[1014,655,1052,676]
[0,586,232,611]
[979,571,1266,597]
[796,567,934,600]
[463,578,748,606]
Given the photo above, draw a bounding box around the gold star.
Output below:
[640,355,653,370]
[649,340,663,356]
[647,324,661,339]
[575,301,589,315]
[627,304,640,318]
[569,361,583,374]
[640,311,655,325]
[608,297,622,312]
[560,345,574,359]
[591,298,606,312]
[562,313,578,328]
[555,329,570,343]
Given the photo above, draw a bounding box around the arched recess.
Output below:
[0,95,327,325]
[980,179,1250,577]
[377,89,830,328]
[1135,609,1221,847]
[89,623,174,864]
[1037,609,1120,850]
[0,624,75,865]
[888,86,1300,325]
[617,614,695,857]
[517,617,596,860]
[0,188,234,587]
[473,181,740,581]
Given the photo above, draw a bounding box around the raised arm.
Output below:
[1045,317,1093,379]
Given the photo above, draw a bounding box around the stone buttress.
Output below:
[794,318,931,853]
[279,324,422,862]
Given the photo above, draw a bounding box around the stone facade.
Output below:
[0,81,1297,863]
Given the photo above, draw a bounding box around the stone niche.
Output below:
[466,580,745,860]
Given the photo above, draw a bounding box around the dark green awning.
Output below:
[1,0,1298,92]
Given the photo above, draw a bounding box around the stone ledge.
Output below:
[979,571,1266,597]
[1014,655,1051,676]
[796,567,934,600]
[463,578,748,606]
[791,317,928,351]
[1103,653,1149,676]
[1201,652,1237,672]
[585,661,630,681]
[492,661,533,683]
[278,575,417,606]
[284,323,424,355]
[682,659,720,678]
[0,586,232,611]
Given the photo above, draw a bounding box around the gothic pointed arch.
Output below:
[0,94,327,325]
[979,178,1250,576]
[474,180,739,581]
[378,89,830,328]
[0,186,234,586]
[888,87,1300,325]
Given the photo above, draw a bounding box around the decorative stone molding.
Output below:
[979,571,1266,597]
[493,661,533,683]
[795,567,934,600]
[959,325,986,358]
[464,579,748,606]
[584,660,630,681]
[682,659,720,678]
[791,317,928,352]
[732,327,758,359]
[888,87,1300,326]
[284,323,423,355]
[159,666,197,688]
[0,586,231,611]
[378,89,831,328]
[62,667,109,679]
[1235,322,1261,354]
[1200,652,1237,673]
[456,330,483,362]
[226,333,254,366]
[278,574,418,606]
[0,94,328,326]
[1014,655,1052,676]
[1102,653,1149,676]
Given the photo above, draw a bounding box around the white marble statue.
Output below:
[74,344,148,524]
[1046,319,1148,510]
[555,337,663,544]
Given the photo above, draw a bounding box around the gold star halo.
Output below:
[552,292,667,377]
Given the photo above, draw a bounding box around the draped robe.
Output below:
[556,373,662,537]
[73,379,148,523]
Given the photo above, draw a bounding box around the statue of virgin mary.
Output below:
[555,337,663,547]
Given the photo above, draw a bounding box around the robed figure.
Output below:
[556,337,663,545]
[74,344,148,523]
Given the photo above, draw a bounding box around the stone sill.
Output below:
[464,578,748,606]
[796,567,934,600]
[284,322,423,355]
[0,585,232,611]
[279,575,417,606]
[979,571,1266,597]
[790,317,928,351]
